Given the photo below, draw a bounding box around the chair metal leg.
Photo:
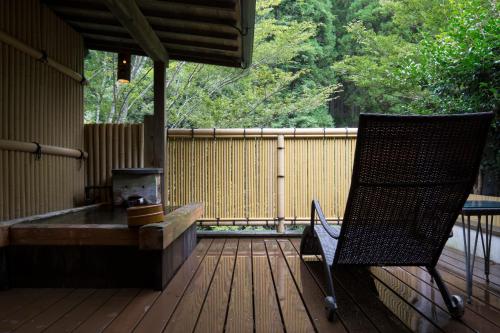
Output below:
[300,226,338,321]
[461,214,480,303]
[427,266,464,318]
[321,260,337,321]
[478,215,493,282]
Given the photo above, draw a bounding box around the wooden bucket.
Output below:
[127,204,164,227]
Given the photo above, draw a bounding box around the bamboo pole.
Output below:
[0,139,87,159]
[0,30,85,83]
[277,134,285,233]
[167,127,357,138]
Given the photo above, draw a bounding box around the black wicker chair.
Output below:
[300,112,493,321]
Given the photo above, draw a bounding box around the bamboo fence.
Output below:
[0,0,85,221]
[84,124,144,203]
[82,126,500,230]
[165,128,358,227]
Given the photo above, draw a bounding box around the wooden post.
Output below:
[277,135,285,233]
[144,61,166,203]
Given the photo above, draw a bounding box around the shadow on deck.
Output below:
[0,238,499,332]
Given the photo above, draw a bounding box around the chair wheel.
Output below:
[450,295,464,318]
[325,296,337,322]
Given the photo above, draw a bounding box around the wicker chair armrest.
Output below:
[311,200,339,239]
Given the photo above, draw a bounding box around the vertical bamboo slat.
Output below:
[0,0,84,221]
[161,130,357,227]
[83,123,144,203]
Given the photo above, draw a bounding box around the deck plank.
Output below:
[194,239,238,333]
[0,289,47,321]
[103,289,161,333]
[133,238,213,333]
[252,239,284,333]
[442,247,500,278]
[0,288,72,332]
[437,261,500,298]
[289,238,380,332]
[402,266,500,327]
[384,266,500,332]
[163,239,226,332]
[73,288,140,333]
[335,267,412,332]
[265,239,315,333]
[14,289,94,333]
[225,239,254,333]
[438,254,500,289]
[44,289,117,333]
[0,239,499,333]
[431,265,500,309]
[277,239,348,333]
[370,267,473,332]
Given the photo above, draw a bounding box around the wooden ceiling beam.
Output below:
[101,0,168,62]
[85,38,241,67]
[70,22,239,51]
[83,33,239,57]
[51,8,240,39]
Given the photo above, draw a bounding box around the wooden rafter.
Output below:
[101,0,168,62]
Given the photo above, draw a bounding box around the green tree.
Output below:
[83,0,337,128]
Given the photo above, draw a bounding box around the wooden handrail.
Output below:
[166,127,358,138]
[0,139,88,159]
[0,30,86,84]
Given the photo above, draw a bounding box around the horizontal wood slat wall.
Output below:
[166,131,357,226]
[0,0,85,221]
[84,124,144,203]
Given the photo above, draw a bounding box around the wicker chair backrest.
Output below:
[334,113,493,266]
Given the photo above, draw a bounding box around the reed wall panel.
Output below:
[165,133,356,225]
[0,0,84,220]
[84,124,144,203]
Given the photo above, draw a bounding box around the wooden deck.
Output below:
[0,238,499,333]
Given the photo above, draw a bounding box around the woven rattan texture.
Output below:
[334,113,493,266]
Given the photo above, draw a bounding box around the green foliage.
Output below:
[83,0,499,192]
[84,0,337,128]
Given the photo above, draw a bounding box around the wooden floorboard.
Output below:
[335,267,411,332]
[194,239,238,333]
[0,239,499,333]
[385,266,500,332]
[370,268,472,332]
[73,288,140,333]
[439,253,500,289]
[265,239,315,333]
[103,289,161,333]
[44,289,117,333]
[289,238,381,332]
[252,239,284,333]
[163,239,226,332]
[0,288,72,333]
[224,239,253,333]
[133,238,213,333]
[402,266,500,327]
[442,247,500,279]
[14,289,94,333]
[277,239,348,333]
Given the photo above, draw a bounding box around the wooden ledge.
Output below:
[9,224,137,247]
[0,204,104,247]
[139,202,204,250]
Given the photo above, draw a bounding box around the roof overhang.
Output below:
[42,0,256,68]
